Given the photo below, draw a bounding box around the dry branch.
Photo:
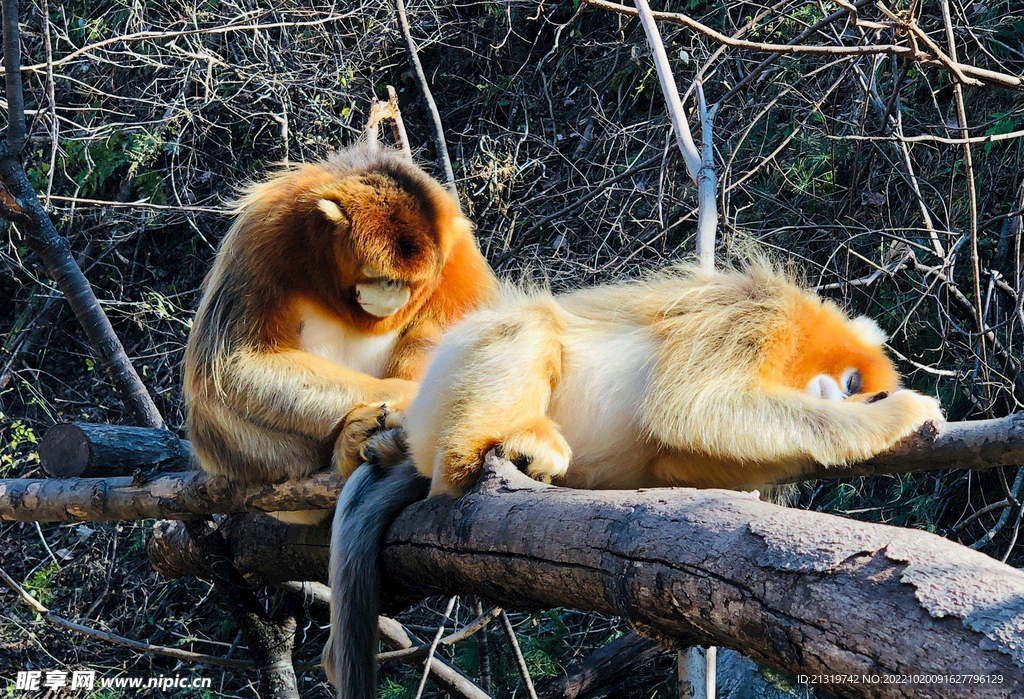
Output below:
[0,0,163,428]
[395,0,457,195]
[0,466,342,523]
[771,413,1024,484]
[584,0,1024,91]
[147,456,1024,699]
[534,631,664,699]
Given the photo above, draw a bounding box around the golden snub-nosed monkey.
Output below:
[182,145,496,524]
[408,263,942,496]
[323,263,944,698]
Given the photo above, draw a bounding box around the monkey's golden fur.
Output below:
[404,264,943,495]
[183,147,496,523]
[323,263,945,695]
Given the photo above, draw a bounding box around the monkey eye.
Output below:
[841,368,863,396]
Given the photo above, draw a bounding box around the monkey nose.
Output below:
[805,374,844,401]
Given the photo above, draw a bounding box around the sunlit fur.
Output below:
[323,263,945,696]
[183,146,496,523]
[404,263,943,496]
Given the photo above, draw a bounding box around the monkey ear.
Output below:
[850,316,888,346]
[317,198,348,225]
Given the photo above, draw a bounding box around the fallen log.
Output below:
[148,456,1024,699]
[38,423,192,478]
[7,413,1024,523]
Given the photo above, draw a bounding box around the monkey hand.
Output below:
[333,400,409,477]
[498,417,572,485]
[865,389,945,454]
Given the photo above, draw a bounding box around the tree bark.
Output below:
[0,468,342,523]
[148,456,1024,699]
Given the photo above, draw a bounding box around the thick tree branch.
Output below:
[770,413,1024,484]
[5,414,1022,523]
[38,423,191,478]
[2,0,25,155]
[147,455,1024,699]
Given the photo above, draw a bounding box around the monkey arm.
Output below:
[644,385,944,471]
[213,349,418,443]
[387,320,444,382]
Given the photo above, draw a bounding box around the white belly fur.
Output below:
[298,309,397,378]
[549,324,659,489]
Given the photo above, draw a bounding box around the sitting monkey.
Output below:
[323,263,944,697]
[183,146,496,524]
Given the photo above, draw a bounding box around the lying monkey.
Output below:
[323,263,944,697]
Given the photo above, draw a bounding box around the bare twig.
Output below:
[940,0,988,403]
[471,598,493,693]
[0,563,255,669]
[585,0,1023,91]
[395,0,457,197]
[587,0,903,58]
[414,596,458,699]
[827,128,1024,145]
[630,0,701,182]
[377,605,502,664]
[40,0,57,206]
[495,151,664,264]
[631,0,718,270]
[0,15,360,76]
[499,611,539,699]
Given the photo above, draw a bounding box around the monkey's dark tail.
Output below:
[323,439,429,699]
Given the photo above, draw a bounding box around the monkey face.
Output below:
[779,301,900,401]
[315,187,446,326]
[805,368,870,401]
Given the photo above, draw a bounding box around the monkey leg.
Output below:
[429,304,568,495]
